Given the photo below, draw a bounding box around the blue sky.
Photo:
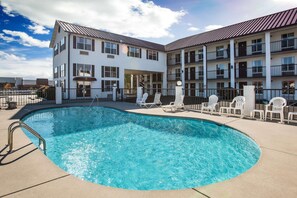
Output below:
[0,0,297,79]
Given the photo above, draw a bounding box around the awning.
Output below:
[73,77,97,81]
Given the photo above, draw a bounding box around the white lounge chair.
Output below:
[201,95,219,115]
[140,92,162,108]
[136,93,148,106]
[220,96,245,118]
[162,95,184,112]
[265,97,287,124]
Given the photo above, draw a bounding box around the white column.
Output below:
[150,73,153,95]
[243,85,255,116]
[203,45,207,97]
[230,39,235,88]
[112,84,117,101]
[130,74,133,89]
[119,67,125,89]
[162,71,167,96]
[55,87,62,104]
[181,49,185,91]
[136,75,139,87]
[265,32,271,99]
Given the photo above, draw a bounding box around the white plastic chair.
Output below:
[265,97,287,123]
[162,95,184,112]
[220,96,245,118]
[141,92,162,108]
[201,95,219,115]
[136,93,148,107]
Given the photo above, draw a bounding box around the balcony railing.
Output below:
[235,66,266,78]
[271,64,297,77]
[235,43,265,57]
[271,38,297,53]
[207,49,229,61]
[167,73,181,81]
[184,54,203,64]
[207,69,230,80]
[167,58,181,66]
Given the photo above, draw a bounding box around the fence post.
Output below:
[112,84,117,102]
[243,85,255,116]
[55,87,62,104]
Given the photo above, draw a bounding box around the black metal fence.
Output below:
[1,88,297,119]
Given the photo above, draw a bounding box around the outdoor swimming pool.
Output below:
[22,106,260,190]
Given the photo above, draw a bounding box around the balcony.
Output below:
[235,64,297,78]
[271,38,297,53]
[235,66,266,78]
[271,64,297,77]
[207,49,229,61]
[167,58,181,66]
[207,69,230,80]
[167,73,181,81]
[235,43,265,58]
[184,54,203,65]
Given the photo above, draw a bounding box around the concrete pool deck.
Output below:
[0,102,297,198]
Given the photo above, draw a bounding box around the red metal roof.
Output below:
[50,7,297,52]
[165,7,297,51]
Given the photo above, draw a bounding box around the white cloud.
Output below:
[0,51,52,79]
[1,30,50,48]
[187,27,199,32]
[204,25,224,32]
[28,23,50,34]
[1,0,185,38]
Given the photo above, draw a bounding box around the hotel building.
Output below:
[50,7,297,100]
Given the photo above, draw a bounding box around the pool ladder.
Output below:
[8,121,46,155]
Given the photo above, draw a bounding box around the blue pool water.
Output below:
[22,106,260,190]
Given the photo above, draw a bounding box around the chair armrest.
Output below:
[169,102,174,105]
[201,102,207,107]
[265,104,269,111]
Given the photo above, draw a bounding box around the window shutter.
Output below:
[73,36,76,49]
[117,81,119,88]
[64,36,67,50]
[116,67,119,78]
[92,39,95,51]
[101,80,104,92]
[101,42,104,53]
[92,65,95,77]
[117,44,119,55]
[139,48,142,58]
[73,64,76,76]
[59,41,62,52]
[127,46,130,56]
[146,50,148,59]
[157,52,159,61]
[101,66,104,78]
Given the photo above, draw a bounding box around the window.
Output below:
[252,60,263,74]
[253,81,263,94]
[60,37,66,52]
[216,46,224,58]
[102,80,119,92]
[198,49,203,60]
[281,57,295,72]
[281,33,294,49]
[128,46,141,58]
[282,81,295,94]
[216,64,224,78]
[198,83,204,93]
[147,50,158,60]
[175,54,181,64]
[76,64,92,77]
[54,67,58,78]
[102,66,119,78]
[77,37,92,50]
[153,73,162,82]
[60,64,66,77]
[105,42,117,54]
[252,38,262,53]
[54,44,59,56]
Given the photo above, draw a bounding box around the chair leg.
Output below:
[280,113,284,124]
